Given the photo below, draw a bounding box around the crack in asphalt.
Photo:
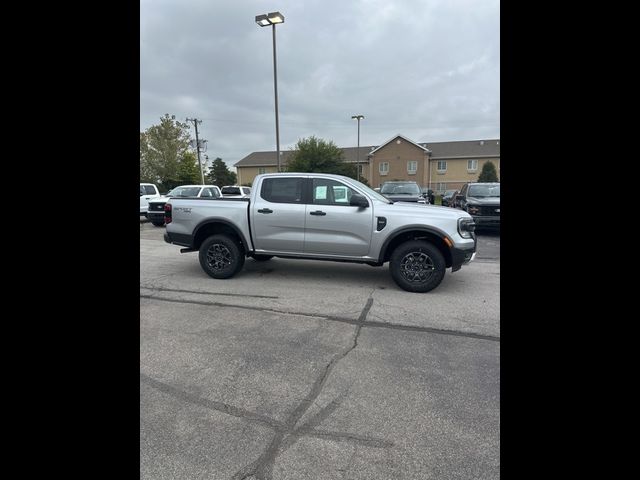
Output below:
[141,294,392,480]
[139,293,500,342]
[140,285,279,299]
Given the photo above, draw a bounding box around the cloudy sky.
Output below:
[141,0,499,170]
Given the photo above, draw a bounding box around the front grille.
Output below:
[479,205,500,216]
[150,203,166,211]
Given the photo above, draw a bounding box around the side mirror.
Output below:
[350,193,369,208]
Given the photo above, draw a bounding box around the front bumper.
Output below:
[471,215,500,228]
[451,235,477,272]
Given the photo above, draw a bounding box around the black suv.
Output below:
[456,182,500,229]
[380,181,428,203]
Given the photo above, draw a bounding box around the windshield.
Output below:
[169,187,201,197]
[380,183,421,195]
[348,179,393,204]
[468,184,500,197]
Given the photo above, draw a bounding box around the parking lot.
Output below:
[140,220,500,479]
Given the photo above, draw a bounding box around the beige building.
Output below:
[234,134,500,192]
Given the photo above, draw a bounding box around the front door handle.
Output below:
[309,210,326,216]
[257,208,273,214]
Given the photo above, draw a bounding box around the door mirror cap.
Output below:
[350,193,369,208]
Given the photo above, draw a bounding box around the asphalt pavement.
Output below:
[140,221,500,479]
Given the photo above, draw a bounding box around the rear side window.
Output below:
[261,177,304,204]
[143,185,156,195]
[221,186,240,195]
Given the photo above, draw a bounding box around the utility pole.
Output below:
[186,117,205,184]
[351,115,365,181]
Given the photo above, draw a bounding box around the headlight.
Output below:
[458,217,476,238]
[467,204,480,215]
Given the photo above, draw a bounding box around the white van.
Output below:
[140,183,161,215]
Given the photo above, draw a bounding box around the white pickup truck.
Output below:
[164,173,476,292]
[140,183,161,215]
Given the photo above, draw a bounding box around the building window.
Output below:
[258,167,266,174]
[379,162,389,175]
[467,159,478,172]
[407,161,417,174]
[437,182,446,192]
[437,160,447,173]
[357,164,364,177]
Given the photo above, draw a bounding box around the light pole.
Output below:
[255,11,284,172]
[351,115,364,181]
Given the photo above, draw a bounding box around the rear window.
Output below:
[221,186,241,195]
[261,178,304,204]
[143,185,157,195]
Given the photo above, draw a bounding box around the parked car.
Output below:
[221,185,252,198]
[421,187,435,205]
[441,189,459,207]
[140,183,161,216]
[164,173,477,293]
[455,182,500,229]
[380,181,427,204]
[147,185,222,227]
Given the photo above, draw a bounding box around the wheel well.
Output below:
[383,230,452,267]
[193,223,246,254]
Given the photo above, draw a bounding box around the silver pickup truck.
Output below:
[164,173,476,292]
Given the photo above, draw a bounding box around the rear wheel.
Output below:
[151,220,165,227]
[198,234,245,279]
[389,240,446,293]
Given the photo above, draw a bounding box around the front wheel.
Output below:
[198,234,245,279]
[389,240,446,293]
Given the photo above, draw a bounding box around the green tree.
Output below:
[206,157,237,186]
[477,161,499,182]
[140,114,192,191]
[177,151,201,185]
[286,136,348,175]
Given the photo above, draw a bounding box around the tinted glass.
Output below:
[261,177,304,203]
[312,178,356,206]
[143,185,156,195]
[222,186,241,195]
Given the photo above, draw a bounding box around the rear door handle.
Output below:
[309,210,326,216]
[257,208,273,214]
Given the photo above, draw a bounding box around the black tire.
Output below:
[151,220,165,227]
[389,240,446,293]
[198,234,245,279]
[252,254,273,261]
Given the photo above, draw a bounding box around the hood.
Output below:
[383,194,424,202]
[466,196,500,205]
[376,201,472,221]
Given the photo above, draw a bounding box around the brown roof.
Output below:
[234,146,376,167]
[234,138,500,167]
[420,139,500,159]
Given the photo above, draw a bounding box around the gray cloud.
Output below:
[141,0,499,168]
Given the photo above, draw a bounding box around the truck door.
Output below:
[303,177,373,256]
[250,176,306,253]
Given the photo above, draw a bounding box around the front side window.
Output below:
[437,161,447,172]
[242,187,251,195]
[407,161,418,174]
[261,177,304,203]
[467,159,478,171]
[379,162,389,175]
[312,178,356,206]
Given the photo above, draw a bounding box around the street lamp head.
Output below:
[267,12,285,24]
[351,114,365,120]
[256,12,284,26]
[255,14,270,26]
